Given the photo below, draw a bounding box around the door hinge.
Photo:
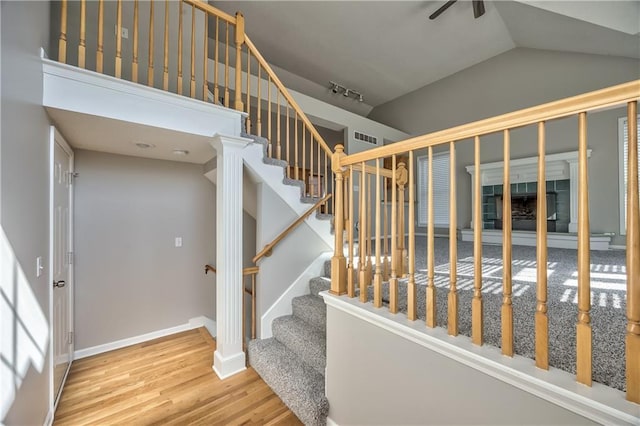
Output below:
[67,251,74,265]
[68,331,74,345]
[66,171,79,185]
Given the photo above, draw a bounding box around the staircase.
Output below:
[249,265,332,426]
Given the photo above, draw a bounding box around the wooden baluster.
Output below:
[426,147,436,327]
[302,127,306,185]
[234,12,245,111]
[78,0,86,68]
[365,171,372,284]
[577,112,592,386]
[257,66,262,136]
[359,165,368,303]
[224,22,229,107]
[294,114,299,180]
[286,106,290,174]
[396,162,407,277]
[374,159,383,308]
[146,0,152,86]
[97,0,104,73]
[383,176,390,281]
[502,131,513,355]
[407,151,417,320]
[330,145,347,295]
[213,17,219,102]
[389,155,398,312]
[58,0,67,63]
[251,273,256,339]
[309,134,313,194]
[318,141,322,198]
[115,0,122,78]
[325,153,329,206]
[473,135,483,346]
[177,1,183,94]
[277,91,281,159]
[189,4,196,97]
[348,165,356,298]
[448,141,458,336]
[536,122,549,368]
[202,11,208,101]
[163,0,169,91]
[132,0,139,82]
[246,50,251,130]
[267,77,272,156]
[626,100,640,403]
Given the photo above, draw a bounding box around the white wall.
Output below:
[326,305,599,425]
[1,1,53,424]
[74,150,216,350]
[369,48,640,245]
[255,183,331,336]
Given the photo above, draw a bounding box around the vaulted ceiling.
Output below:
[211,1,640,115]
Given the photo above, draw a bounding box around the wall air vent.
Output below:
[354,131,377,145]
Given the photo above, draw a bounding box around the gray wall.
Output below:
[326,305,597,425]
[369,48,640,245]
[74,150,216,350]
[1,2,53,425]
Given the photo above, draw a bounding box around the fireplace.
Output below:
[493,192,558,232]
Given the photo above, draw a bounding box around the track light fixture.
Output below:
[329,81,364,102]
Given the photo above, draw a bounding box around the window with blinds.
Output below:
[619,114,640,235]
[417,152,450,227]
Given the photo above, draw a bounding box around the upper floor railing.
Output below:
[55,0,335,211]
[330,80,640,404]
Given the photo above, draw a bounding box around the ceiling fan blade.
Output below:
[472,0,486,18]
[429,0,457,20]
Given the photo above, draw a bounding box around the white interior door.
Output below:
[51,128,74,406]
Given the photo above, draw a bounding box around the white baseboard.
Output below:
[326,417,339,426]
[260,252,332,339]
[74,316,217,360]
[43,408,54,426]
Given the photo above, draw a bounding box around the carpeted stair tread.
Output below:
[309,276,331,296]
[292,294,327,333]
[272,315,326,374]
[248,338,329,426]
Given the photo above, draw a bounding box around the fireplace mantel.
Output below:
[466,149,591,234]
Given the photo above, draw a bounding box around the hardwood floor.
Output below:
[54,328,302,425]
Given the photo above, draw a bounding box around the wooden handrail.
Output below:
[205,264,259,276]
[346,163,394,179]
[253,194,332,263]
[340,80,640,167]
[244,36,332,157]
[182,0,237,24]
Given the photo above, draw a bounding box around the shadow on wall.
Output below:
[0,226,49,421]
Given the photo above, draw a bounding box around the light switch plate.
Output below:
[175,237,182,248]
[36,256,44,277]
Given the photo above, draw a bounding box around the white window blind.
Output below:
[417,153,450,227]
[620,114,640,235]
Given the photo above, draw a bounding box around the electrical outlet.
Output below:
[114,25,129,39]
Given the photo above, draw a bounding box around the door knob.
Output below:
[53,280,66,288]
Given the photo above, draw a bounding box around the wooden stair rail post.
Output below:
[472,135,483,346]
[626,100,640,403]
[146,0,153,86]
[98,0,105,73]
[234,12,245,112]
[115,0,123,78]
[448,141,458,336]
[373,159,383,308]
[389,155,398,313]
[347,165,356,298]
[58,0,67,63]
[359,163,368,303]
[407,151,417,320]
[576,112,592,386]
[177,1,183,95]
[395,162,408,277]
[330,145,347,296]
[502,130,513,356]
[163,0,169,91]
[78,0,86,68]
[536,122,549,369]
[426,147,436,328]
[132,0,139,83]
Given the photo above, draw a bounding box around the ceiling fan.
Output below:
[429,0,486,20]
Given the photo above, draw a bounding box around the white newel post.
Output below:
[211,134,250,379]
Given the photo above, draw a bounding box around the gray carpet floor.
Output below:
[360,237,627,392]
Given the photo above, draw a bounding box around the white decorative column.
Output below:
[211,134,251,379]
